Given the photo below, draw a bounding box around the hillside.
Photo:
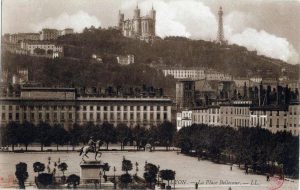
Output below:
[56,27,299,79]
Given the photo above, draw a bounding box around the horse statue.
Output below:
[79,140,103,162]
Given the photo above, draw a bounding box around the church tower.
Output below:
[133,4,141,36]
[118,10,124,30]
[217,6,225,44]
[149,5,156,36]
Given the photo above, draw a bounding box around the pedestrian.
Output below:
[230,164,233,171]
[266,174,270,181]
[195,182,198,189]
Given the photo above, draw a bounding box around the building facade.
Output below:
[117,54,135,65]
[177,100,299,136]
[162,68,205,80]
[176,110,192,130]
[20,40,63,57]
[0,88,172,129]
[118,6,156,42]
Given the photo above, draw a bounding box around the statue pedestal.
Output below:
[80,161,105,183]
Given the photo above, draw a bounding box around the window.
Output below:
[157,106,160,111]
[69,113,72,120]
[39,113,42,120]
[137,113,141,121]
[16,113,19,120]
[83,113,87,120]
[124,113,127,120]
[90,113,93,120]
[104,113,107,120]
[164,113,167,120]
[104,106,108,111]
[83,106,87,111]
[46,113,50,121]
[123,106,127,111]
[117,106,121,111]
[97,113,100,120]
[143,113,147,120]
[90,106,94,111]
[31,113,35,121]
[9,106,12,111]
[144,106,147,111]
[111,113,114,120]
[97,106,100,111]
[269,119,272,127]
[61,113,65,121]
[16,106,19,111]
[157,113,161,120]
[130,113,134,120]
[2,105,5,110]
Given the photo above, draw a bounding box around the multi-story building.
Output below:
[162,68,205,80]
[20,40,63,57]
[0,87,172,129]
[205,70,232,81]
[39,29,59,41]
[192,106,221,126]
[177,99,299,136]
[176,80,195,110]
[12,69,29,85]
[6,33,40,44]
[117,54,135,65]
[219,101,251,129]
[118,6,156,42]
[59,28,74,36]
[176,110,192,130]
[249,105,299,136]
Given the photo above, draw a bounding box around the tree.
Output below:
[122,157,133,174]
[132,125,146,150]
[144,163,158,188]
[33,162,45,175]
[67,174,80,188]
[47,49,53,55]
[159,170,175,188]
[36,173,53,187]
[116,124,132,150]
[19,122,36,151]
[99,122,117,150]
[102,163,110,182]
[15,162,28,189]
[37,122,52,151]
[58,162,68,176]
[119,173,132,188]
[5,122,20,151]
[33,48,46,55]
[51,124,69,151]
[158,121,176,150]
[69,124,83,150]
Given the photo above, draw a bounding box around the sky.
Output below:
[2,0,300,64]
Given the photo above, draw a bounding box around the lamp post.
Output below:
[135,162,139,177]
[113,166,116,189]
[157,165,160,185]
[99,170,102,188]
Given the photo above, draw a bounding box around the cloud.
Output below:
[229,28,299,64]
[31,11,101,32]
[123,0,298,64]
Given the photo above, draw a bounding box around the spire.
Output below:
[136,3,139,9]
[152,3,154,10]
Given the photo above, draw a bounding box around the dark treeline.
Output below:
[1,121,176,152]
[174,124,299,178]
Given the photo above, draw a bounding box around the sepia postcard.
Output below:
[0,0,299,189]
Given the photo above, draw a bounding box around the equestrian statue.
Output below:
[79,137,103,162]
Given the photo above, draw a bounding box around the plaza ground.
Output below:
[0,151,298,189]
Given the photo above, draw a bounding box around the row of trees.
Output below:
[1,121,177,151]
[174,124,299,178]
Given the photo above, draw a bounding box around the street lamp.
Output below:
[135,162,139,177]
[157,165,160,185]
[113,167,117,189]
[99,170,102,188]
